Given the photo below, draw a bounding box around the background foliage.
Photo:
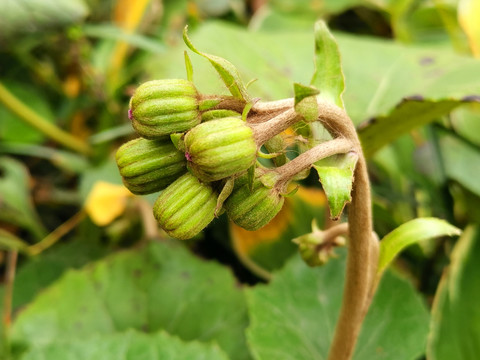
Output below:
[0,0,479,359]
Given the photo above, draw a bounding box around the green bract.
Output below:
[153,173,217,240]
[224,173,284,231]
[115,137,187,195]
[129,79,200,138]
[184,117,257,182]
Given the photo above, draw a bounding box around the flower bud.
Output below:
[129,79,200,138]
[292,224,346,267]
[224,172,284,231]
[153,173,217,240]
[116,137,186,195]
[184,117,257,182]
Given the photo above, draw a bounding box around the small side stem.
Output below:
[0,82,92,156]
[322,222,349,242]
[2,250,18,358]
[252,98,293,113]
[28,211,85,256]
[137,200,160,240]
[275,137,353,188]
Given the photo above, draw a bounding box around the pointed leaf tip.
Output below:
[313,152,358,220]
[182,25,250,102]
[311,20,345,109]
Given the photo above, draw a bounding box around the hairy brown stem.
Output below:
[274,137,354,189]
[311,99,377,360]
[252,98,293,113]
[322,222,349,242]
[255,97,378,359]
[250,108,301,145]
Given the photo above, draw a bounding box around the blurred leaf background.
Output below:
[0,0,479,359]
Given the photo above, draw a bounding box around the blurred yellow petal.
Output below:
[85,181,132,226]
[459,0,480,57]
[109,0,152,86]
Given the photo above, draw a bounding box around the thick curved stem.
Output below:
[252,97,378,359]
[312,99,377,360]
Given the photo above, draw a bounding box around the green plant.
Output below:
[1,2,480,360]
[113,23,461,359]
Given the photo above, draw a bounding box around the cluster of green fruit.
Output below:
[116,79,286,240]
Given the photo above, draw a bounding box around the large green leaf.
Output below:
[150,22,480,156]
[438,129,480,197]
[7,223,106,311]
[268,0,364,19]
[11,241,251,360]
[450,105,480,147]
[0,0,89,40]
[0,157,46,239]
[377,217,461,277]
[427,225,480,360]
[246,249,430,360]
[358,99,461,158]
[21,330,228,360]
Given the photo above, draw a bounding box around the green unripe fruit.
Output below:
[116,137,186,195]
[224,173,284,231]
[184,117,257,182]
[153,173,217,240]
[129,79,200,138]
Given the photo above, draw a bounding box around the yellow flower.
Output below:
[84,181,132,226]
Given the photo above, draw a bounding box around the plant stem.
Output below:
[322,222,349,242]
[309,98,377,360]
[252,98,293,113]
[257,97,379,359]
[0,82,92,156]
[275,137,353,188]
[28,211,86,256]
[2,250,18,358]
[250,108,301,145]
[137,200,160,240]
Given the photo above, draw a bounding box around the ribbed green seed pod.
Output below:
[224,173,284,231]
[184,117,257,182]
[153,173,217,240]
[116,137,186,195]
[129,79,200,138]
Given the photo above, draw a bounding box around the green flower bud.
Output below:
[153,173,217,240]
[129,79,200,138]
[293,230,345,267]
[224,172,284,231]
[116,137,186,195]
[184,117,257,182]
